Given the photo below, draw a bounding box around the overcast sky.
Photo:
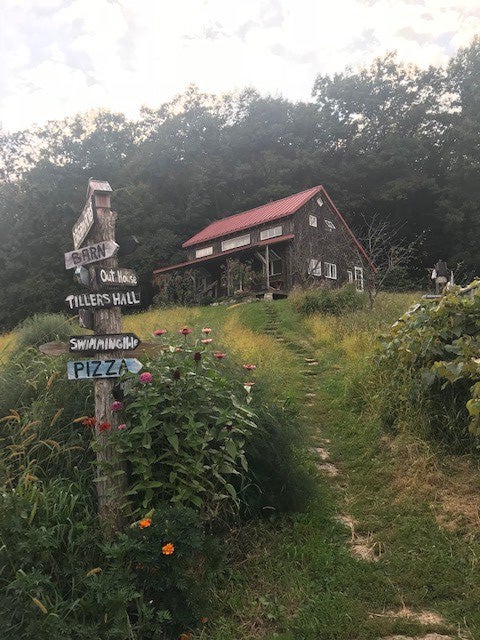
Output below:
[1,0,479,132]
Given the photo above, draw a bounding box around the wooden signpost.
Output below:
[65,290,141,310]
[67,358,142,380]
[64,240,119,270]
[69,333,141,353]
[62,178,141,535]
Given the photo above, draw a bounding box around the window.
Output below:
[324,262,337,279]
[221,234,250,252]
[195,246,213,258]
[316,196,324,207]
[309,214,317,227]
[308,258,322,276]
[324,219,336,231]
[347,269,353,284]
[260,225,282,241]
[354,266,364,291]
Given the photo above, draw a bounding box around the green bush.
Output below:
[14,313,74,352]
[0,478,218,639]
[375,282,480,452]
[291,284,366,315]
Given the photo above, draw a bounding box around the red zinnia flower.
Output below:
[213,352,226,359]
[98,421,111,432]
[153,329,167,336]
[178,327,192,336]
[139,372,153,384]
[242,364,256,371]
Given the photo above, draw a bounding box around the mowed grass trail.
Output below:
[122,294,480,640]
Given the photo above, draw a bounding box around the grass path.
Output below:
[191,296,479,640]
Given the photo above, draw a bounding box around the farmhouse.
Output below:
[153,185,374,299]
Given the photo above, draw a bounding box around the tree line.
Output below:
[0,38,479,330]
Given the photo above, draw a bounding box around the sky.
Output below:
[1,0,480,132]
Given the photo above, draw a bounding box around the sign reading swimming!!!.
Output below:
[69,333,141,353]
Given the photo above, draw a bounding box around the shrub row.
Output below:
[291,284,366,315]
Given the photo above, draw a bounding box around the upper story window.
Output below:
[308,258,322,276]
[324,219,336,231]
[309,214,318,228]
[324,262,337,279]
[316,196,324,207]
[260,225,282,241]
[195,246,213,259]
[221,234,250,252]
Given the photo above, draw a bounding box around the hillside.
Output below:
[2,293,480,639]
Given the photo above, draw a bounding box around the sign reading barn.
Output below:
[64,240,119,269]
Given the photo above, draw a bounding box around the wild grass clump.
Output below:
[375,283,480,453]
[291,284,366,316]
[14,313,73,352]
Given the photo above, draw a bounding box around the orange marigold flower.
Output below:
[139,518,152,529]
[162,542,175,555]
[82,416,97,427]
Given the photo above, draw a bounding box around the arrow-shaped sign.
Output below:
[67,358,143,380]
[69,333,141,353]
[64,240,119,270]
[72,197,95,249]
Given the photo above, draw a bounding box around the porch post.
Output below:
[265,244,270,290]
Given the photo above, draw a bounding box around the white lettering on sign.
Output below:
[64,241,119,269]
[69,334,141,352]
[67,358,143,380]
[96,267,138,286]
[65,290,141,310]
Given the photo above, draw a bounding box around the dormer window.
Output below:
[195,246,213,258]
[324,219,336,231]
[309,214,318,227]
[316,196,324,207]
[221,234,250,252]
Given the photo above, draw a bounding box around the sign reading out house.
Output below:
[65,289,141,310]
[64,240,119,269]
[95,267,138,287]
[69,333,141,353]
[67,358,143,380]
[72,198,95,249]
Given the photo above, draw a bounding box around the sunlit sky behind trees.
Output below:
[1,0,480,131]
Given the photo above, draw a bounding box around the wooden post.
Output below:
[87,181,127,536]
[265,244,270,290]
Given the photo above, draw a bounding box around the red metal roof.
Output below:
[182,186,322,248]
[154,234,295,275]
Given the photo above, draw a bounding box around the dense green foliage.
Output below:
[376,283,480,452]
[291,284,366,315]
[14,312,74,351]
[1,39,480,329]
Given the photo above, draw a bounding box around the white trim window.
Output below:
[308,258,322,276]
[324,219,336,231]
[195,246,213,258]
[309,214,318,227]
[316,196,324,207]
[347,269,354,284]
[354,266,364,291]
[221,234,250,252]
[324,262,337,279]
[260,225,282,241]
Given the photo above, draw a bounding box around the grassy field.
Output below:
[2,293,479,639]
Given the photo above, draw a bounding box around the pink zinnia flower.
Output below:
[202,327,212,334]
[201,338,212,344]
[153,329,167,336]
[139,372,153,384]
[111,400,124,411]
[242,364,256,371]
[178,327,192,336]
[213,352,226,359]
[117,423,127,430]
[98,421,111,432]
